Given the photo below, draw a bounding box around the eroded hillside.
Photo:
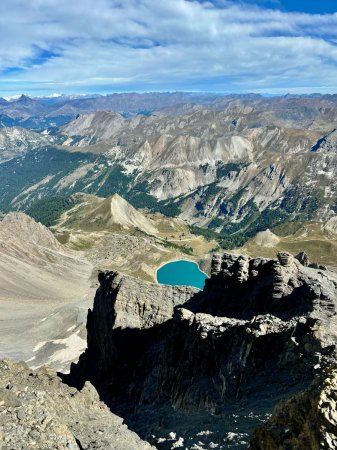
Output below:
[2,95,337,250]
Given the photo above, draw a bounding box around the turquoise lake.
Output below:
[156,260,207,290]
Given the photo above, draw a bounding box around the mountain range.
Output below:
[0,92,222,128]
[2,92,337,449]
[1,94,337,253]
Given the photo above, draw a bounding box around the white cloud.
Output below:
[0,0,337,94]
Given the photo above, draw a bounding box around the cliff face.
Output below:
[75,271,198,384]
[186,251,337,322]
[68,252,337,449]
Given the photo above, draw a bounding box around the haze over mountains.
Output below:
[0,92,221,128]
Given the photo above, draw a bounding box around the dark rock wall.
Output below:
[66,252,337,448]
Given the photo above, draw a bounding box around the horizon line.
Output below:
[2,90,337,100]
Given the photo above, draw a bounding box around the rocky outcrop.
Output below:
[187,252,337,322]
[311,128,337,153]
[324,216,337,238]
[67,252,337,448]
[0,127,49,162]
[94,271,197,330]
[71,271,197,383]
[295,251,309,267]
[250,366,337,450]
[0,359,153,450]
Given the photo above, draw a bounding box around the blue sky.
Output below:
[0,0,337,97]
[239,1,337,14]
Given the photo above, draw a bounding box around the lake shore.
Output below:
[156,259,208,289]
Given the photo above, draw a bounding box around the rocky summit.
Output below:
[59,251,337,449]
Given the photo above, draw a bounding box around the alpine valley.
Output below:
[2,92,337,450]
[2,93,337,252]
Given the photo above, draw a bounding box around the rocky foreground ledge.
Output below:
[2,251,337,449]
[0,359,153,450]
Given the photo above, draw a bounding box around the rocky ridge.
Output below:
[0,212,92,299]
[2,249,337,448]
[0,92,220,120]
[66,250,337,449]
[0,127,50,163]
[0,211,63,251]
[73,193,159,235]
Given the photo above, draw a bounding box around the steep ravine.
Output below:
[64,251,337,449]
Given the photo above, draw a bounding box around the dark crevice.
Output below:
[75,437,84,450]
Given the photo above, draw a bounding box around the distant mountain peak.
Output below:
[61,194,159,235]
[16,94,37,104]
[103,194,158,235]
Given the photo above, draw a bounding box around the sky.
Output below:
[1,0,337,96]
